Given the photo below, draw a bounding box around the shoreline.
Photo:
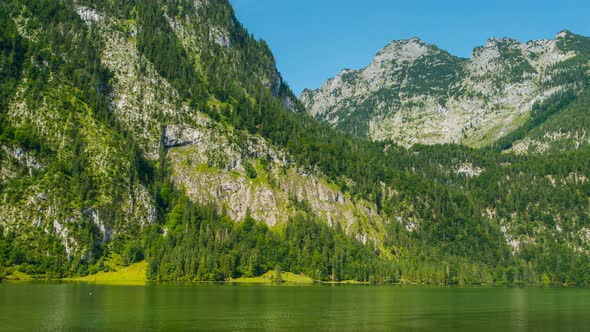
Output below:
[0,262,575,288]
[3,279,577,288]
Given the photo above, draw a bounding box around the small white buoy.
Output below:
[89,291,92,296]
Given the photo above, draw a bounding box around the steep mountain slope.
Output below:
[512,93,590,154]
[0,0,396,280]
[508,87,590,155]
[301,31,590,147]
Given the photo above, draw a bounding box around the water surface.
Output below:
[0,282,588,331]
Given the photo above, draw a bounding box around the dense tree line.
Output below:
[142,193,396,282]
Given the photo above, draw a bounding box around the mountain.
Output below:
[0,0,396,281]
[301,31,590,147]
[1,0,589,286]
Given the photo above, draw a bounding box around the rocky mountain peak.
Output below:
[556,29,572,39]
[484,36,520,48]
[377,37,432,63]
[302,30,590,147]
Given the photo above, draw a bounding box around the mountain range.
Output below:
[0,0,589,285]
[301,31,590,149]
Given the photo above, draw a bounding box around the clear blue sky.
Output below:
[229,0,590,95]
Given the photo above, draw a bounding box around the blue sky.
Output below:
[229,0,590,95]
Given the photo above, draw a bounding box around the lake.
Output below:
[0,282,589,331]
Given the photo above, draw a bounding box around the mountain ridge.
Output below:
[301,29,589,147]
[302,29,576,92]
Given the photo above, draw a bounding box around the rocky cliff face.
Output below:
[164,124,385,244]
[301,31,589,147]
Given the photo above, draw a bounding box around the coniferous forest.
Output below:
[1,0,590,286]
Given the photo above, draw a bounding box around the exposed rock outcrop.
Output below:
[301,31,588,147]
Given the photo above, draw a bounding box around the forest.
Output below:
[1,0,590,285]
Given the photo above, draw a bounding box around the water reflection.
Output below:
[1,283,589,331]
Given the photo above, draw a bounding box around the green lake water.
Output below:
[0,282,589,331]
